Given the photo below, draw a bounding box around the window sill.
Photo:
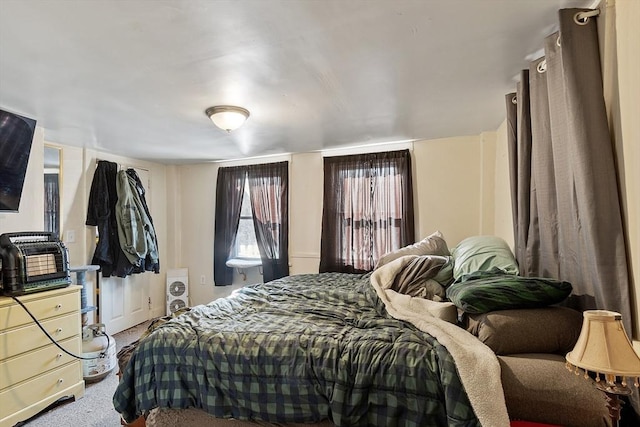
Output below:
[226,258,262,281]
[226,258,262,269]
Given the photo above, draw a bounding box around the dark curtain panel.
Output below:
[247,161,289,282]
[320,149,414,273]
[507,8,632,331]
[44,173,59,238]
[213,166,246,285]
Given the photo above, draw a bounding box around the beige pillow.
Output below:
[375,231,450,269]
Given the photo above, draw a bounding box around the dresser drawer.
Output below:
[0,289,79,331]
[0,335,81,390]
[0,312,80,359]
[0,362,83,420]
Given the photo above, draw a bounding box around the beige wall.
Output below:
[58,144,86,265]
[81,149,169,320]
[492,120,514,249]
[5,0,636,333]
[0,134,170,322]
[289,152,323,275]
[492,0,640,338]
[0,127,45,233]
[480,132,497,237]
[176,137,489,305]
[413,136,484,247]
[607,0,640,338]
[177,155,292,303]
[176,162,218,305]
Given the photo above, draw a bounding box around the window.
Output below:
[214,162,289,285]
[232,180,260,259]
[320,150,414,273]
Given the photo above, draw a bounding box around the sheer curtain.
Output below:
[213,166,246,285]
[247,161,289,282]
[506,8,632,331]
[320,150,414,273]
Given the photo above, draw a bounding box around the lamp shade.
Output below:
[566,310,640,377]
[205,106,250,132]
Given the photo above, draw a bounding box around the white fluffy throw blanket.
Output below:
[370,257,510,427]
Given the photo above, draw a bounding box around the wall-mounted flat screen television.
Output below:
[0,109,37,212]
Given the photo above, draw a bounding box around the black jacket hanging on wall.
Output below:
[86,161,159,277]
[86,160,123,277]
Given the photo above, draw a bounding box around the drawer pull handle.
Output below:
[57,378,64,385]
[56,328,63,334]
[56,353,63,360]
[55,304,63,310]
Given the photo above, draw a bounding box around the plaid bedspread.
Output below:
[113,273,479,426]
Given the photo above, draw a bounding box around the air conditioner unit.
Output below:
[166,268,189,315]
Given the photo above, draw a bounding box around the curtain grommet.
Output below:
[537,60,547,74]
[574,10,599,26]
[574,13,589,25]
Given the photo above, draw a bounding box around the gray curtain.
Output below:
[507,9,632,332]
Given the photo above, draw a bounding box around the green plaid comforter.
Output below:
[113,273,478,426]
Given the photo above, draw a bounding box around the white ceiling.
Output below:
[0,0,594,164]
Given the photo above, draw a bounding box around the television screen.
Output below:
[0,109,37,212]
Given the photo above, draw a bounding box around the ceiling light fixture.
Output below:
[205,105,250,132]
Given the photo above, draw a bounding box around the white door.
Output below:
[99,167,152,335]
[100,275,150,335]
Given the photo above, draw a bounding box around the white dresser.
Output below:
[0,285,84,427]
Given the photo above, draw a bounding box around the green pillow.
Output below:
[446,270,572,314]
[451,236,519,280]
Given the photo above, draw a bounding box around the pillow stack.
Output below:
[375,233,573,315]
[446,235,572,314]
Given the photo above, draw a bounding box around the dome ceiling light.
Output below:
[205,105,250,132]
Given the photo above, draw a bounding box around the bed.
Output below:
[114,269,508,426]
[113,233,613,427]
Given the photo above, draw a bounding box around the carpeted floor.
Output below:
[18,321,151,427]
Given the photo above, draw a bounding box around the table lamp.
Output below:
[566,310,640,427]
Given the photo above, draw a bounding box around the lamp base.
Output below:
[594,381,632,427]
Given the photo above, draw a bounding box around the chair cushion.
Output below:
[498,353,610,427]
[465,307,583,355]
